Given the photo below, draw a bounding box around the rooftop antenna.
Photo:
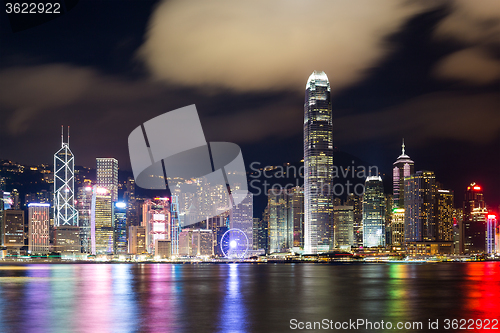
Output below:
[67,126,70,145]
[61,125,64,146]
[402,138,405,155]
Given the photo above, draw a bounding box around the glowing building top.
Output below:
[306,71,331,91]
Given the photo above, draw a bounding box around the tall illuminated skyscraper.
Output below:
[304,71,334,254]
[114,202,128,254]
[77,180,93,253]
[486,213,497,255]
[230,192,254,254]
[142,198,170,255]
[391,208,405,246]
[404,171,437,242]
[462,183,487,254]
[54,127,78,227]
[268,189,291,253]
[333,205,354,249]
[393,139,414,209]
[3,210,24,254]
[96,158,119,202]
[436,189,454,241]
[346,193,363,247]
[362,176,386,247]
[91,186,113,255]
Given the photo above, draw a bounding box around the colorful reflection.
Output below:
[464,262,500,332]
[75,264,113,332]
[23,265,51,333]
[386,263,411,322]
[218,263,248,333]
[111,264,139,332]
[141,264,182,333]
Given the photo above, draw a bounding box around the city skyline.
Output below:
[1,1,498,209]
[1,2,499,332]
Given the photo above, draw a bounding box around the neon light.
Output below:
[85,187,92,192]
[28,203,50,207]
[473,186,481,191]
[488,214,496,219]
[115,202,126,209]
[96,187,109,195]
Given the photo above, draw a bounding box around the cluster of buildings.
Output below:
[0,130,254,260]
[256,71,498,258]
[0,71,498,260]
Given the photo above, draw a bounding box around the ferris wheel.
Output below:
[220,228,249,259]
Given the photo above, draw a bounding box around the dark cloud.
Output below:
[139,0,433,92]
[335,92,500,146]
[433,0,500,84]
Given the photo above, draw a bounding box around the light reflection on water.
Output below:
[0,262,498,333]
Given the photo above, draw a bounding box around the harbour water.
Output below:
[0,262,498,332]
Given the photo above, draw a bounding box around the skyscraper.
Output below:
[289,187,304,249]
[28,203,50,255]
[128,225,146,254]
[267,187,303,253]
[76,181,93,253]
[142,198,170,255]
[436,189,454,241]
[362,176,386,248]
[54,127,78,227]
[268,189,291,253]
[391,208,405,247]
[392,140,414,209]
[3,210,25,254]
[346,193,363,247]
[114,202,127,254]
[96,158,119,202]
[404,171,437,242]
[230,192,254,255]
[333,205,354,249]
[91,186,113,255]
[304,71,334,254]
[462,183,487,254]
[486,213,497,255]
[170,195,180,256]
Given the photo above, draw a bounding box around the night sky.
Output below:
[0,0,499,208]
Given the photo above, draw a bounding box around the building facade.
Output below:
[142,198,170,255]
[128,225,146,254]
[3,209,25,254]
[28,203,50,254]
[362,176,386,248]
[96,158,119,202]
[91,186,114,255]
[404,171,437,243]
[436,189,454,242]
[114,202,128,254]
[462,183,487,254]
[333,205,354,249]
[76,181,93,253]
